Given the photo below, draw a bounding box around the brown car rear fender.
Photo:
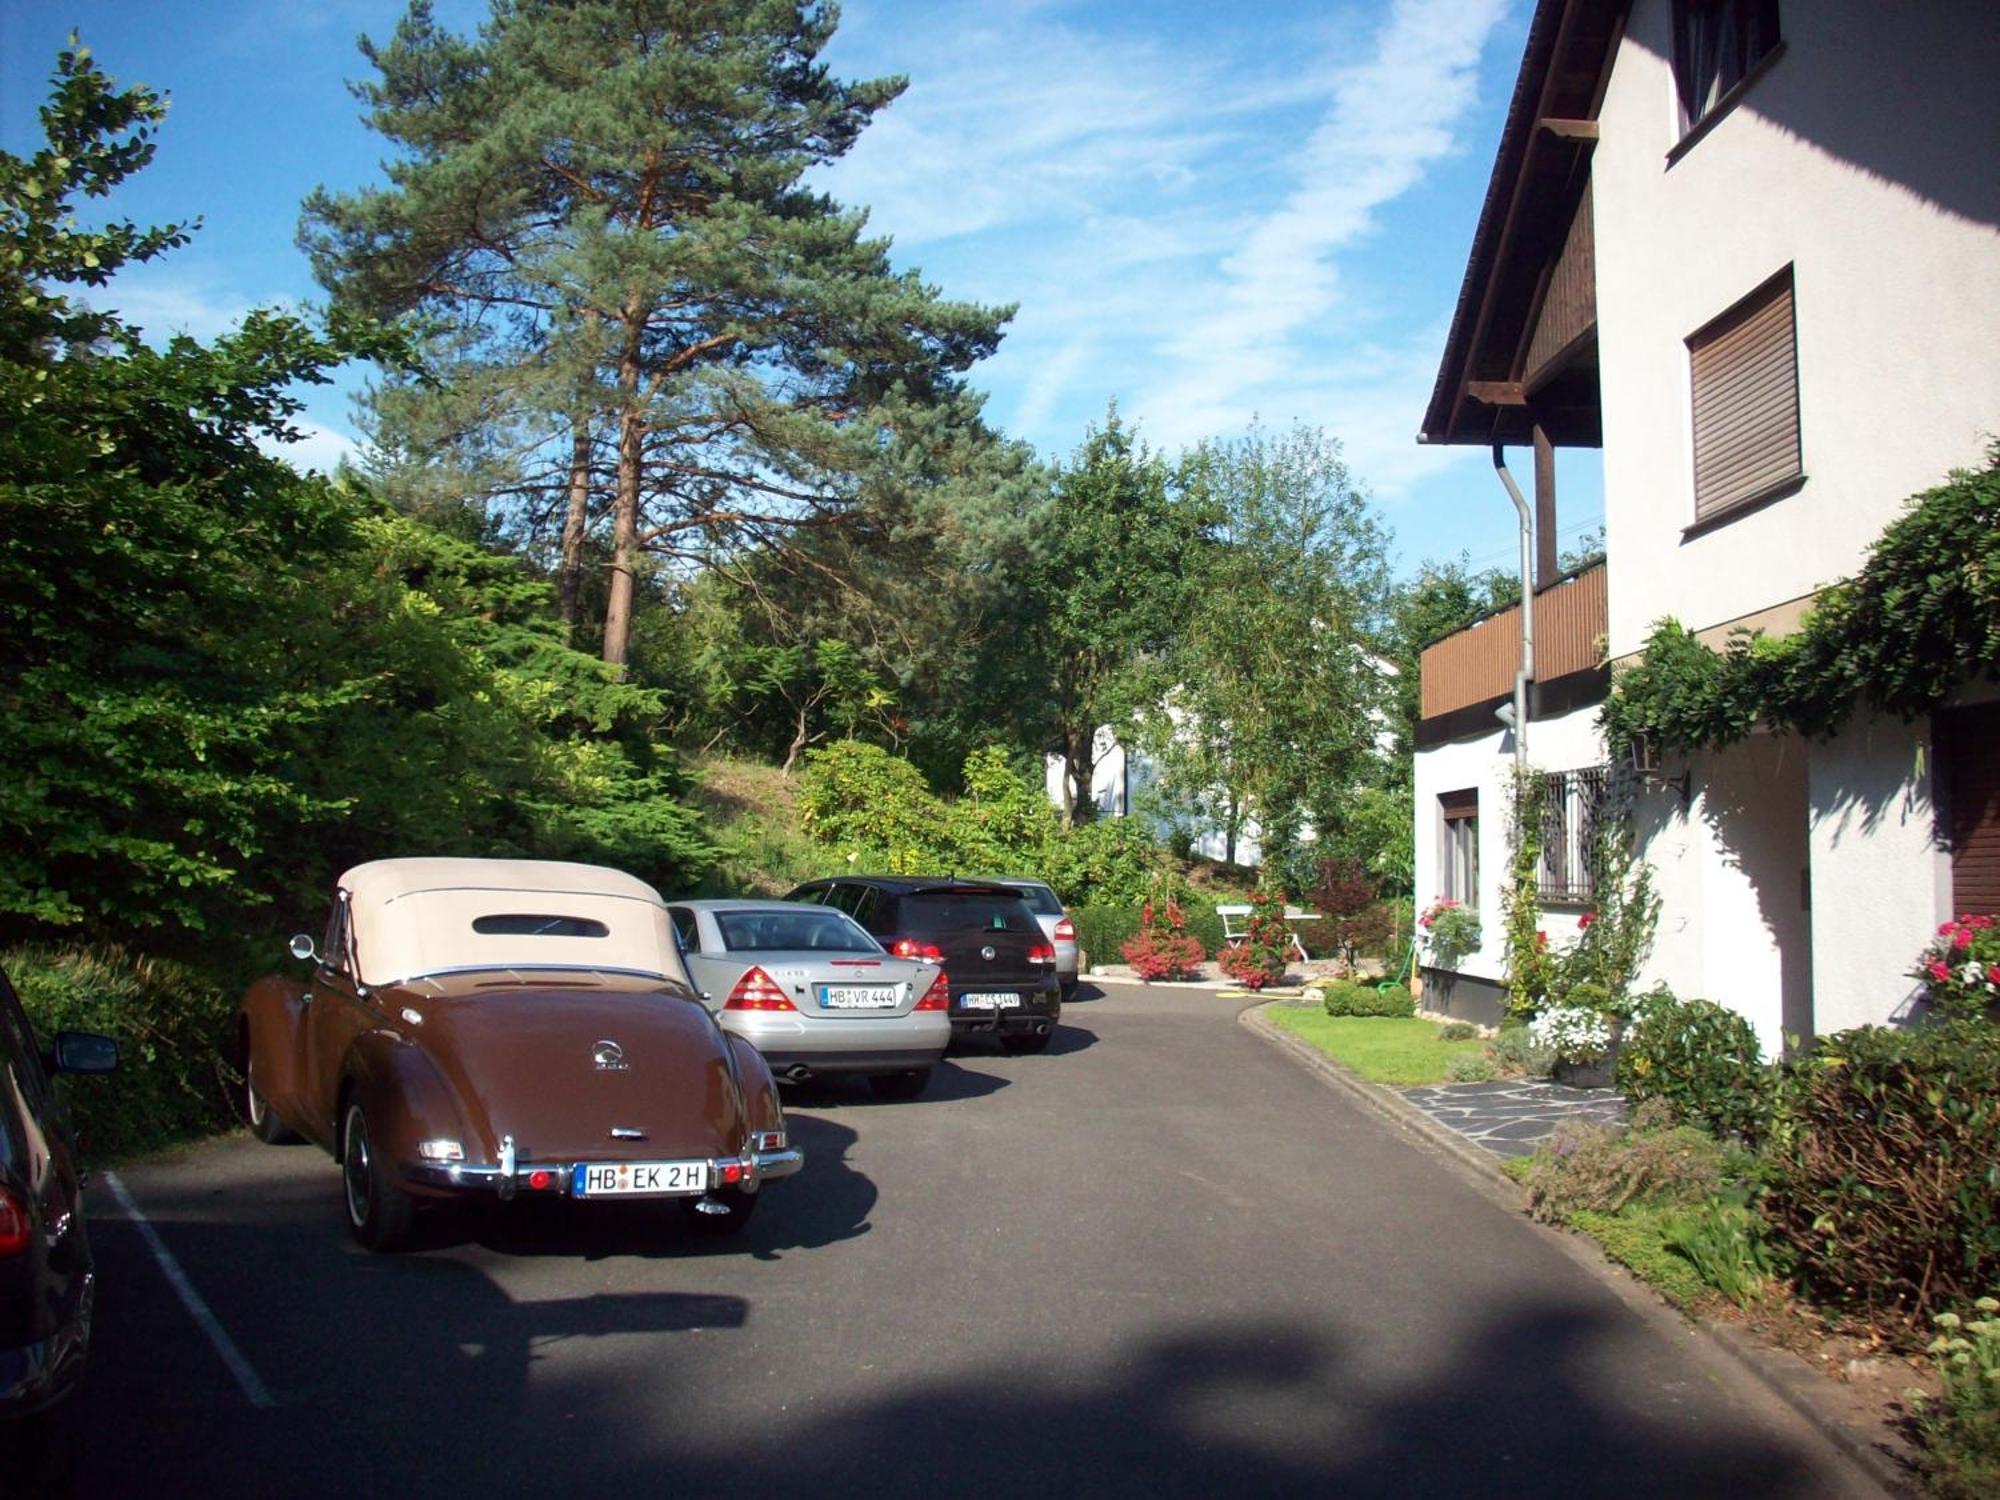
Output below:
[340,1032,473,1192]
[240,974,311,1134]
[725,1033,785,1137]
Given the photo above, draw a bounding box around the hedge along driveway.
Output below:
[1266,1008,1488,1087]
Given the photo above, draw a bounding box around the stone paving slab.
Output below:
[1398,1078,1628,1158]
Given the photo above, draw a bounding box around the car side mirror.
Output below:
[289,933,319,963]
[49,1031,119,1075]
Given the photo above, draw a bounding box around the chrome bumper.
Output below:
[403,1144,803,1198]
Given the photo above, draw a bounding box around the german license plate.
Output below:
[960,992,1021,1009]
[819,984,897,1008]
[572,1160,707,1198]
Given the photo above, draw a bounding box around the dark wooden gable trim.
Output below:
[1419,0,1627,449]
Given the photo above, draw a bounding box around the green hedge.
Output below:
[4,946,238,1160]
[1073,903,1227,969]
[1761,1020,2000,1333]
[1314,978,1415,1018]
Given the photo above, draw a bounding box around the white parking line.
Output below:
[103,1171,276,1409]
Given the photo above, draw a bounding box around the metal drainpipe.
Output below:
[1491,444,1535,770]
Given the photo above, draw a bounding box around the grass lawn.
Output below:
[1266,1007,1488,1087]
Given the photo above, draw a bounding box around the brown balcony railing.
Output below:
[1420,563,1607,722]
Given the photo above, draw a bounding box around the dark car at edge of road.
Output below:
[0,967,118,1434]
[785,877,1062,1053]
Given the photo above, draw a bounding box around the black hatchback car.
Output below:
[0,967,117,1428]
[785,878,1061,1052]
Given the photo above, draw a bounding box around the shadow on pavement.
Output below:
[781,1057,1010,1109]
[71,1272,1848,1500]
[947,1019,1097,1060]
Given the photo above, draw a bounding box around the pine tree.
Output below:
[303,0,1010,669]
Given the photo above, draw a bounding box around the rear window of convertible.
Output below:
[902,893,1033,933]
[470,914,612,938]
[716,910,881,953]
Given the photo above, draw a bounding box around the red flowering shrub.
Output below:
[1120,896,1207,982]
[1219,887,1291,990]
[1911,914,2000,1021]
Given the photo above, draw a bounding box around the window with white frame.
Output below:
[1439,789,1479,908]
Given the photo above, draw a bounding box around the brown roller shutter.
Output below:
[1689,268,1801,523]
[1439,788,1479,817]
[1941,703,2000,915]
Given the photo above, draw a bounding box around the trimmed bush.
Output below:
[5,945,238,1160]
[1489,1024,1557,1079]
[1317,979,1415,1018]
[1761,1021,2000,1332]
[1617,990,1772,1141]
[1075,902,1226,971]
[1437,1020,1479,1041]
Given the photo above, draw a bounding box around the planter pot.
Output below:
[1553,1057,1615,1089]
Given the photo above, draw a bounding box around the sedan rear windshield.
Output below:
[901,893,1033,933]
[1004,883,1063,916]
[716,909,881,953]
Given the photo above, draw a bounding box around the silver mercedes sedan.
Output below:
[666,899,950,1099]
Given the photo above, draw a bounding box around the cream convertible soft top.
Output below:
[338,858,689,989]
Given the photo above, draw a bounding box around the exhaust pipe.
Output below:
[780,1064,813,1082]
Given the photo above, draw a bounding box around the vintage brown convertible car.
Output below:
[239,858,800,1251]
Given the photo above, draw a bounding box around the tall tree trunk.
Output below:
[601,314,644,674]
[1063,725,1096,828]
[557,416,591,643]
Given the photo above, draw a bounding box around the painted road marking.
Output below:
[103,1171,276,1409]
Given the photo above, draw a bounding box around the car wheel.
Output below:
[680,1188,758,1234]
[244,1056,299,1145]
[868,1067,932,1101]
[341,1100,416,1252]
[1002,1030,1052,1055]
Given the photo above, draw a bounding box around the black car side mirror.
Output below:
[48,1031,119,1075]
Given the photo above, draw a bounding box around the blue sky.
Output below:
[0,0,1602,577]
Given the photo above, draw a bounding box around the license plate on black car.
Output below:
[960,992,1021,1009]
[572,1160,707,1197]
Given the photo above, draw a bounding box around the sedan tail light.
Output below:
[890,937,945,961]
[1053,917,1075,942]
[724,966,796,1011]
[0,1186,30,1257]
[914,969,951,1010]
[1028,942,1056,965]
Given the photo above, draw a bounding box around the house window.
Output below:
[1440,789,1479,908]
[1540,766,1612,905]
[1688,267,1801,525]
[1939,703,2000,915]
[1673,0,1782,130]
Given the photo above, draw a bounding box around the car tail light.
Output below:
[724,966,795,1011]
[0,1186,30,1257]
[1028,942,1055,965]
[1053,917,1075,942]
[719,1161,746,1185]
[914,969,951,1010]
[890,937,945,961]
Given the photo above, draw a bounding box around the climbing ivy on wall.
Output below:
[1601,448,2000,754]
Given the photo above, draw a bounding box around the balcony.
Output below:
[1418,563,1607,741]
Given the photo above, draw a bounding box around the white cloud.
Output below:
[258,418,364,475]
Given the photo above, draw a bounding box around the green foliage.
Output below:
[1617,990,1772,1141]
[1914,1296,2000,1500]
[1602,449,2000,755]
[1488,1024,1557,1079]
[1913,914,2000,1023]
[1418,899,1481,969]
[1266,1010,1485,1087]
[1315,978,1414,1018]
[1141,422,1392,875]
[1563,1207,1715,1308]
[1760,1021,2000,1332]
[6,946,236,1159]
[1041,818,1161,910]
[1658,1193,1783,1308]
[0,45,714,964]
[1437,1021,1479,1041]
[1520,1117,1729,1223]
[1445,1050,1497,1083]
[1503,770,1552,1018]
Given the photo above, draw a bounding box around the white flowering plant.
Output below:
[1910,1296,2000,1491]
[1529,1003,1617,1065]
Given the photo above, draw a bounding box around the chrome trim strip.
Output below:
[753,1147,804,1181]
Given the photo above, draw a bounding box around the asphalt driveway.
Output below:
[62,981,1882,1497]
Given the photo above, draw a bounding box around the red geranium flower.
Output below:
[1577,912,1597,930]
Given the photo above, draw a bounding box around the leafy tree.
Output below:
[304,0,1011,671]
[1029,404,1217,824]
[1142,424,1391,875]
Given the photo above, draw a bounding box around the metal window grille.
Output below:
[1539,767,1611,904]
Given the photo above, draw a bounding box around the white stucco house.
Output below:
[1410,0,2000,1049]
